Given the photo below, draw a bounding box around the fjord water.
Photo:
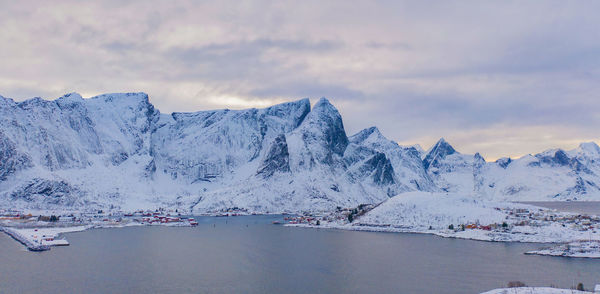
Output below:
[1,216,599,294]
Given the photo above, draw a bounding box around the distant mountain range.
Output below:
[1,93,599,213]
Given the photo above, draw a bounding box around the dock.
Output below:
[0,227,51,251]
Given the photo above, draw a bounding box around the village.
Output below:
[4,202,600,256]
[283,202,600,256]
[0,208,199,251]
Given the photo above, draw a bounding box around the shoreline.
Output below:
[286,222,600,259]
[4,209,600,258]
[0,227,50,251]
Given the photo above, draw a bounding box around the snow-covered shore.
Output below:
[0,226,88,250]
[480,287,592,294]
[7,226,88,247]
[526,241,600,258]
[0,210,201,251]
[287,192,600,245]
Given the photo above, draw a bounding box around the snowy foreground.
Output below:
[481,287,592,294]
[288,192,600,257]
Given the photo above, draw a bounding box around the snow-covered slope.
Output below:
[479,144,600,200]
[422,138,600,201]
[346,127,436,193]
[423,138,477,193]
[2,92,600,213]
[355,192,510,230]
[190,99,402,213]
[0,94,430,213]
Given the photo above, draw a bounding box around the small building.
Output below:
[594,284,600,294]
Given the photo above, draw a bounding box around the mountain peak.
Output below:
[350,126,383,144]
[294,96,349,161]
[305,97,341,119]
[315,97,331,106]
[55,93,84,106]
[58,92,83,100]
[474,152,485,162]
[577,142,600,157]
[423,138,457,169]
[429,138,456,154]
[91,92,150,104]
[495,157,511,169]
[0,94,15,106]
[312,97,337,113]
[364,126,381,135]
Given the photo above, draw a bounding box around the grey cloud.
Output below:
[163,38,342,80]
[1,1,600,158]
[364,41,412,50]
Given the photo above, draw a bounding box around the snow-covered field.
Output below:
[354,191,514,230]
[480,287,592,294]
[291,192,600,244]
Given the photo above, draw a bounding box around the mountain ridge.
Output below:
[1,92,600,213]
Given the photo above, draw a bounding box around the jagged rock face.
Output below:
[3,92,600,212]
[428,139,600,201]
[495,157,512,169]
[345,126,436,193]
[0,131,32,181]
[423,138,474,193]
[473,153,487,193]
[0,94,412,213]
[287,98,348,168]
[257,134,290,178]
[10,179,84,207]
[0,92,158,172]
[363,152,395,185]
[423,138,456,170]
[536,149,571,167]
[151,99,310,182]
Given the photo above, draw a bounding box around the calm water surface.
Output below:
[1,215,599,294]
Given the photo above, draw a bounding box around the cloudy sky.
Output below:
[1,1,599,160]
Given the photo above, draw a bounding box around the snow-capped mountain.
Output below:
[422,138,600,201]
[1,92,600,213]
[423,138,476,193]
[0,93,427,213]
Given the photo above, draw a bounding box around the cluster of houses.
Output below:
[135,215,198,226]
[446,207,600,234]
[504,207,600,232]
[282,216,319,225]
[0,210,33,221]
[91,210,200,226]
[213,207,263,217]
[0,209,200,227]
[310,204,377,224]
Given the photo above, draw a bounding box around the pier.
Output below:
[0,227,50,251]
